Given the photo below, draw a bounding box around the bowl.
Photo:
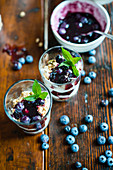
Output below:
[39,46,83,102]
[50,0,110,53]
[4,79,52,134]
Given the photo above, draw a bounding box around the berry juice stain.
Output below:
[58,12,101,44]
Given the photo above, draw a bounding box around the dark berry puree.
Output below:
[58,12,101,44]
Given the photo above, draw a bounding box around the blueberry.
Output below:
[105,150,112,158]
[36,122,42,130]
[81,70,86,77]
[100,99,109,106]
[88,49,96,56]
[60,115,70,125]
[88,71,96,79]
[20,115,31,124]
[13,110,21,119]
[107,158,113,166]
[40,134,49,143]
[97,136,106,145]
[108,136,113,144]
[88,56,96,64]
[14,102,24,111]
[85,115,93,123]
[79,124,87,133]
[84,76,91,84]
[99,155,106,163]
[59,28,66,35]
[64,126,71,133]
[26,55,33,63]
[75,161,82,168]
[56,54,64,63]
[108,88,113,97]
[18,57,25,64]
[42,143,49,150]
[71,127,79,136]
[13,61,22,70]
[65,135,75,145]
[32,115,41,122]
[100,122,108,132]
[82,168,88,170]
[71,144,79,152]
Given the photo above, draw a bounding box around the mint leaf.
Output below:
[32,79,41,95]
[24,95,36,101]
[39,92,48,100]
[61,47,73,62]
[59,61,71,67]
[72,65,79,77]
[72,57,81,65]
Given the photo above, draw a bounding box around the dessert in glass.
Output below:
[39,46,83,101]
[4,79,52,134]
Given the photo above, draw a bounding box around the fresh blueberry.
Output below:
[71,144,79,152]
[60,115,70,125]
[32,115,41,122]
[79,124,87,133]
[105,150,112,158]
[100,122,108,132]
[100,99,109,106]
[82,168,88,170]
[26,55,33,63]
[64,126,71,133]
[97,136,106,145]
[88,56,96,64]
[81,70,86,77]
[71,127,79,136]
[88,71,96,79]
[36,122,42,130]
[99,155,106,163]
[84,76,91,84]
[13,61,22,70]
[108,88,113,97]
[75,161,82,168]
[20,115,31,124]
[88,49,96,56]
[107,158,113,166]
[65,135,75,145]
[18,57,25,64]
[108,136,113,144]
[42,143,49,150]
[85,115,93,123]
[56,54,64,63]
[40,134,49,143]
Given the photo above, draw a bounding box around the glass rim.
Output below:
[3,79,52,126]
[39,45,83,86]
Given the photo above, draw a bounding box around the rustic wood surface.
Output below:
[0,0,113,170]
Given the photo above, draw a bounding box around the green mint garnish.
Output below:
[24,79,48,101]
[59,47,81,77]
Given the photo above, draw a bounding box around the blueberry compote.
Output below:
[58,12,101,44]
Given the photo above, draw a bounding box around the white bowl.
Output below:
[50,0,110,53]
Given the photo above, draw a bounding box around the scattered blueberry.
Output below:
[97,136,106,145]
[42,143,49,150]
[88,49,96,56]
[107,158,113,167]
[13,61,22,70]
[18,57,25,64]
[99,155,107,164]
[82,168,88,170]
[105,150,112,158]
[85,115,93,123]
[64,126,71,133]
[65,135,75,145]
[88,71,96,79]
[108,136,113,144]
[108,88,113,97]
[71,144,79,152]
[100,99,109,107]
[60,115,70,125]
[75,161,82,168]
[26,55,33,63]
[84,76,91,84]
[71,127,79,136]
[100,122,108,132]
[79,124,87,133]
[40,134,49,143]
[81,70,86,77]
[88,56,96,64]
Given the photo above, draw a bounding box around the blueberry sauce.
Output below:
[58,12,101,44]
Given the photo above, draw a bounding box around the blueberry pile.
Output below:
[99,150,113,167]
[2,44,33,70]
[40,134,49,150]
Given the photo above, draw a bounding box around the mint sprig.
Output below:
[24,80,48,101]
[59,47,81,77]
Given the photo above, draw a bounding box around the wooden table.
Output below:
[0,0,113,169]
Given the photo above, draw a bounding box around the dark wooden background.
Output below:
[0,0,113,170]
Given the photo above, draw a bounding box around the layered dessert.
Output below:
[39,46,83,101]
